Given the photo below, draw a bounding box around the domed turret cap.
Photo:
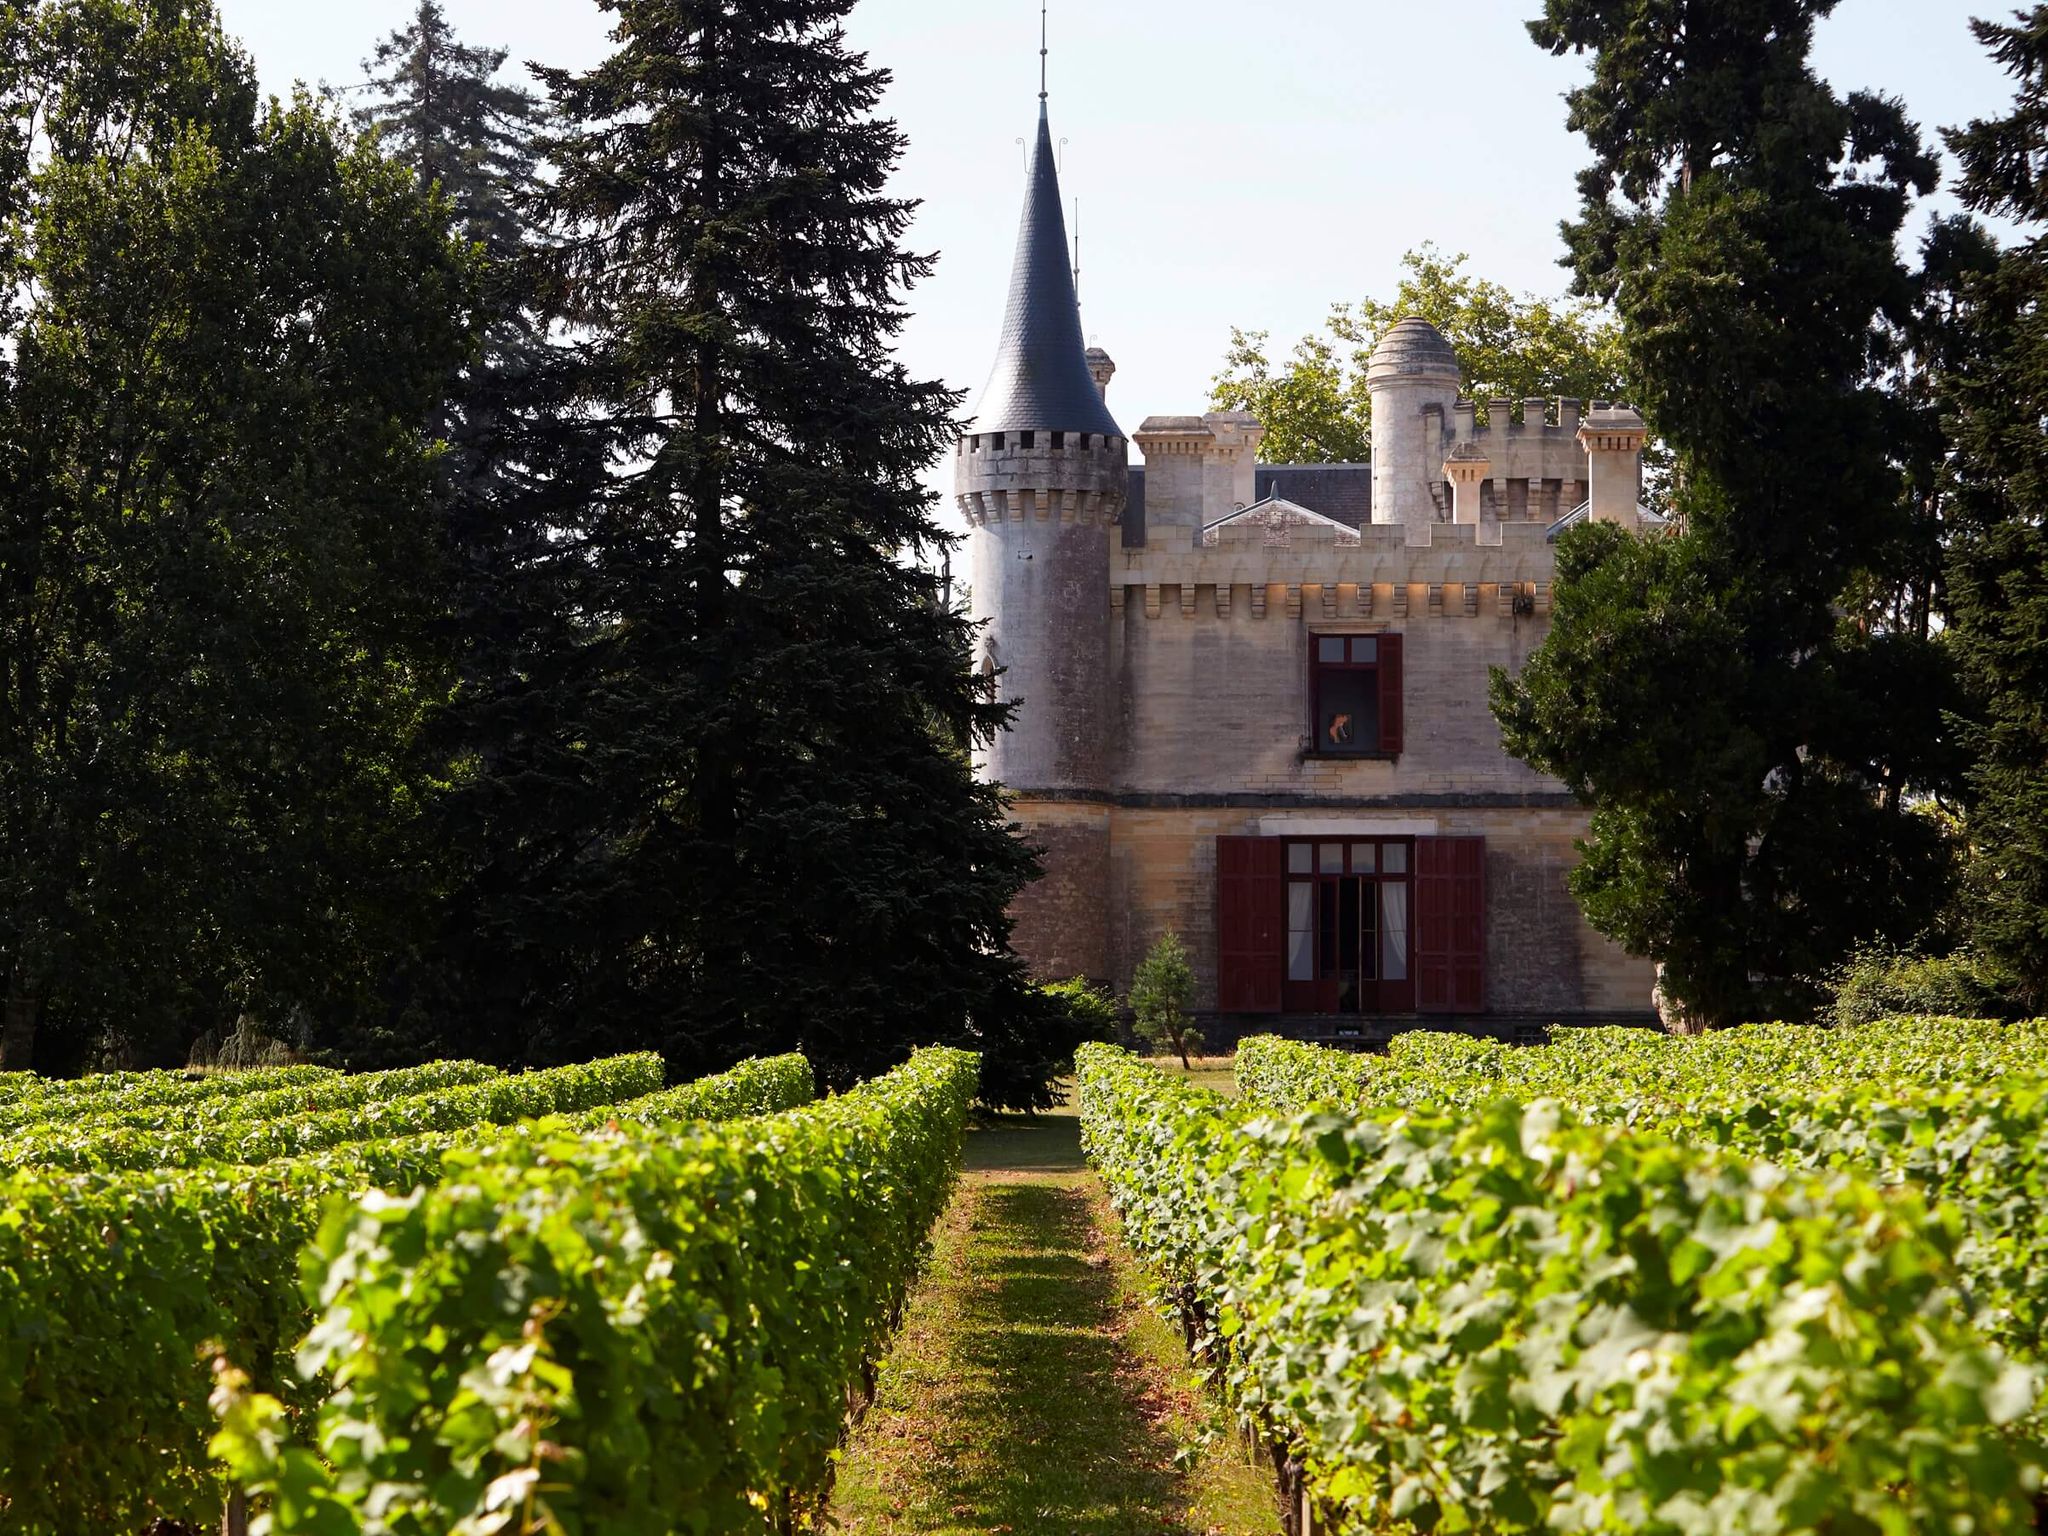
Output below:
[1366,316,1462,388]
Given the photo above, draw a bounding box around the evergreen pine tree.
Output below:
[347,3,607,1063]
[1942,7,2048,1009]
[532,0,1055,1100]
[1491,1,1961,1027]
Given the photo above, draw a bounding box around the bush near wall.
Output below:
[211,1048,979,1536]
[0,1053,812,1535]
[1080,1042,2040,1536]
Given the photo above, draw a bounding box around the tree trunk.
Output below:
[222,1487,249,1536]
[0,985,37,1071]
[1651,964,1707,1036]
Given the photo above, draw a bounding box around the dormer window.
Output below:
[1311,634,1404,755]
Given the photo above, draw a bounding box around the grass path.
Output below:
[829,1064,1282,1536]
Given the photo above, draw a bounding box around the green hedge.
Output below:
[0,1062,336,1128]
[0,1052,805,1534]
[212,1048,978,1535]
[1239,1022,2048,1365]
[0,1054,658,1172]
[0,1059,503,1165]
[1080,1043,2039,1535]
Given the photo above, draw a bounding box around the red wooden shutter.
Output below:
[1416,836,1485,1014]
[1378,633,1404,754]
[1215,837,1283,1013]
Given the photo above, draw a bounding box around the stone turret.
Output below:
[954,97,1128,982]
[1367,317,1462,545]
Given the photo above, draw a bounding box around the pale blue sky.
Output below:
[217,0,2015,473]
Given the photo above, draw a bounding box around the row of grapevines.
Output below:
[1238,1022,2048,1363]
[1,1054,659,1172]
[0,1061,336,1129]
[1079,1043,2040,1536]
[212,1048,980,1536]
[0,1058,502,1163]
[0,1052,813,1535]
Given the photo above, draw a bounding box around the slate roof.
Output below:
[963,104,1123,440]
[1122,462,1373,548]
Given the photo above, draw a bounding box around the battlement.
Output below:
[954,428,1129,528]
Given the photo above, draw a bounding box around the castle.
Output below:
[957,96,1659,1035]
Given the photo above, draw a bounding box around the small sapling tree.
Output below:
[1129,932,1201,1070]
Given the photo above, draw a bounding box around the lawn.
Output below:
[829,1065,1281,1535]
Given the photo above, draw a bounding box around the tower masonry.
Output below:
[955,98,1128,983]
[958,97,1663,1034]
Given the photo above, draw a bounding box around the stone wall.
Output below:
[1007,799,1113,984]
[1104,803,1652,1019]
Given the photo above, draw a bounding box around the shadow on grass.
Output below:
[963,1109,1083,1173]
[924,1180,1195,1533]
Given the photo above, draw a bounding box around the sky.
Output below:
[216,0,2018,503]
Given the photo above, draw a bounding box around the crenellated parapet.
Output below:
[1114,514,1557,624]
[953,428,1128,528]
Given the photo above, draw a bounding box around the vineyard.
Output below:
[1080,1019,2048,1535]
[0,1046,978,1534]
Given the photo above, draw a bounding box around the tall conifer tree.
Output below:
[1942,7,2048,1009]
[348,4,608,1062]
[533,0,1054,1099]
[1491,1,1959,1027]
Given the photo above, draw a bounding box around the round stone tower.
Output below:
[955,99,1128,983]
[1367,316,1462,536]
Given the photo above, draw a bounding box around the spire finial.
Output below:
[1039,3,1048,102]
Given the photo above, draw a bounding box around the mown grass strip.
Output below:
[830,1101,1281,1536]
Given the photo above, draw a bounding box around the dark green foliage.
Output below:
[524,0,1051,1102]
[1827,943,2021,1027]
[1494,1,1959,1026]
[1941,8,2048,1010]
[0,0,477,1071]
[1041,975,1119,1042]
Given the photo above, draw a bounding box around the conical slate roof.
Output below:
[965,104,1123,439]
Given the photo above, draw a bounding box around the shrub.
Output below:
[1129,930,1200,1067]
[1829,942,2023,1026]
[1041,976,1119,1041]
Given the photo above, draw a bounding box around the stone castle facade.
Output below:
[958,97,1658,1033]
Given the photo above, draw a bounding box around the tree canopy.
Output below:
[1491,0,1958,1027]
[1938,6,2048,1010]
[0,0,477,1070]
[1210,245,1627,463]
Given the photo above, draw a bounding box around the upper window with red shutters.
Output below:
[1310,633,1404,756]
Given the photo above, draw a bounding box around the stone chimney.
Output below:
[1442,442,1490,525]
[1577,404,1648,524]
[1085,345,1116,401]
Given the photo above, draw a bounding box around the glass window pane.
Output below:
[1287,882,1314,981]
[1286,843,1311,874]
[1318,843,1343,874]
[1317,670,1379,753]
[1317,636,1347,664]
[1383,842,1408,873]
[1382,883,1409,981]
[1351,636,1378,664]
[1350,843,1376,873]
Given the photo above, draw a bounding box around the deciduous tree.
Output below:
[0,0,475,1068]
[1210,245,1626,463]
